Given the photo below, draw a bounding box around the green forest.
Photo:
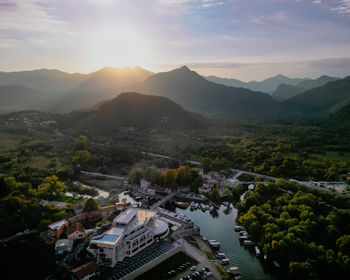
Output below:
[237,179,350,279]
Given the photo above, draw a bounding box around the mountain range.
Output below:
[206,74,307,93]
[271,75,339,102]
[0,66,349,122]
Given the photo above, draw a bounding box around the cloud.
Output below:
[331,0,350,14]
[312,0,322,4]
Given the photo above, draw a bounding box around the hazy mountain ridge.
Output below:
[282,76,350,117]
[206,74,307,93]
[0,66,154,112]
[0,85,45,110]
[272,75,339,102]
[126,66,277,119]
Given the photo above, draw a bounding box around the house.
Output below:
[115,202,126,211]
[48,219,69,239]
[147,186,166,195]
[194,168,204,176]
[140,179,151,191]
[199,185,212,194]
[208,180,220,188]
[68,223,86,240]
[72,203,83,214]
[158,168,169,174]
[100,205,116,217]
[72,261,99,280]
[55,239,73,254]
[68,211,102,225]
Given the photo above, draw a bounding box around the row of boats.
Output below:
[234,224,280,268]
[189,201,217,211]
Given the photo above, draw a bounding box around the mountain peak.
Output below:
[177,65,191,72]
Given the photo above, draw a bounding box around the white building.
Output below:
[87,208,169,267]
[55,239,73,254]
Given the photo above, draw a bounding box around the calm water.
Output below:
[176,205,277,280]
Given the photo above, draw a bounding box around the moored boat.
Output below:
[243,240,253,246]
[175,202,188,209]
[255,246,261,257]
[215,252,226,259]
[273,260,280,268]
[227,266,240,275]
[234,225,243,232]
[220,258,230,265]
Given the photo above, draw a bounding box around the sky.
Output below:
[0,0,350,81]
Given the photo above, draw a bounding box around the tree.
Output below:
[210,188,220,201]
[128,168,144,185]
[75,135,88,151]
[36,175,66,200]
[83,198,99,212]
[191,177,203,193]
[164,169,177,189]
[200,157,213,173]
[144,166,160,184]
[176,166,192,186]
[73,150,91,166]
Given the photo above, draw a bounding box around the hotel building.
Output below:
[87,208,169,267]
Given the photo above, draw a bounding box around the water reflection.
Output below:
[176,204,277,280]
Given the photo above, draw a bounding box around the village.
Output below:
[40,166,261,280]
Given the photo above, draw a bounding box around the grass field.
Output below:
[27,156,51,169]
[0,131,20,152]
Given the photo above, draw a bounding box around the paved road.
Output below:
[81,171,125,180]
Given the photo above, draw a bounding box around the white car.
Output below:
[190,266,196,271]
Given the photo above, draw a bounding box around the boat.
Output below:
[255,246,261,257]
[208,239,217,244]
[215,252,226,259]
[190,202,196,210]
[227,266,240,275]
[209,241,221,249]
[194,203,199,209]
[243,240,253,246]
[234,225,243,232]
[200,203,207,211]
[234,276,242,280]
[201,236,208,242]
[239,231,248,236]
[220,258,230,265]
[209,206,214,211]
[239,235,249,241]
[273,261,280,268]
[175,202,188,209]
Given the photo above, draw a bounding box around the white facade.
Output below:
[87,208,169,267]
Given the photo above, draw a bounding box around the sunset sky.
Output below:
[1,0,350,81]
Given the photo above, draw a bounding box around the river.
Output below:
[176,205,277,280]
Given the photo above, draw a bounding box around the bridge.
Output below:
[150,191,178,210]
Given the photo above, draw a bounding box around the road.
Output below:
[80,171,125,180]
[144,152,349,197]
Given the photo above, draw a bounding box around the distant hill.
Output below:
[61,92,205,133]
[271,84,305,102]
[126,66,277,119]
[0,66,154,112]
[331,102,350,124]
[297,75,339,91]
[0,85,44,110]
[271,75,339,102]
[282,76,350,117]
[0,69,85,96]
[75,66,153,93]
[206,74,306,93]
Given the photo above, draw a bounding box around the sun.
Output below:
[90,25,153,69]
